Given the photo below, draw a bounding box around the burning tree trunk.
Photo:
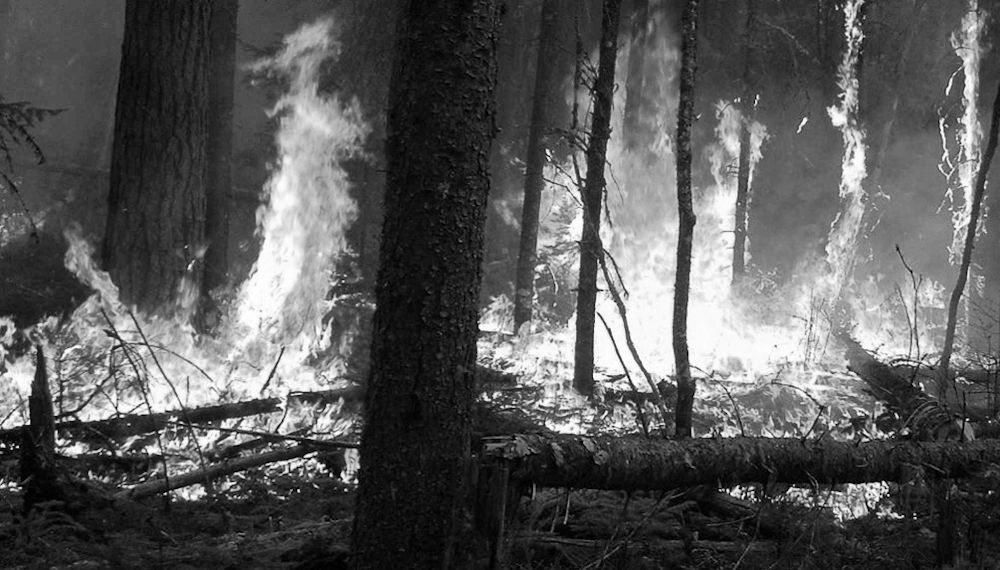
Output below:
[939,80,1000,399]
[350,2,502,568]
[513,0,561,333]
[622,0,651,152]
[732,0,755,286]
[102,0,211,313]
[573,0,623,398]
[673,0,700,438]
[484,433,1000,490]
[201,0,238,305]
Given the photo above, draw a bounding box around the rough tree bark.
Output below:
[484,433,1000,490]
[102,0,211,313]
[350,2,501,568]
[202,0,238,302]
[513,0,561,333]
[623,0,651,151]
[939,80,1000,399]
[673,0,700,438]
[732,0,755,286]
[573,0,623,398]
[20,346,63,513]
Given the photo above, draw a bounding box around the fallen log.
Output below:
[841,336,985,438]
[483,434,1000,490]
[0,385,364,446]
[0,365,518,447]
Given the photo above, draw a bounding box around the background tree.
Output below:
[623,0,651,152]
[674,0,700,439]
[202,0,238,305]
[573,0,624,398]
[513,0,561,333]
[350,1,501,568]
[102,0,211,312]
[732,0,755,286]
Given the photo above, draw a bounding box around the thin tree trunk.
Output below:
[939,81,1000,398]
[732,0,755,286]
[202,0,237,302]
[673,0,700,438]
[351,2,501,568]
[513,0,560,333]
[573,0,624,398]
[623,0,650,151]
[102,0,211,313]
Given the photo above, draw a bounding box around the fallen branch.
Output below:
[114,443,324,500]
[483,433,1000,490]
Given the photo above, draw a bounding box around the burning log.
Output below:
[0,364,517,448]
[483,433,1000,490]
[841,335,988,437]
[0,385,364,447]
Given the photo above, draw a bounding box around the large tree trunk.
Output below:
[673,0,700,438]
[939,80,1000,398]
[513,0,561,333]
[484,433,1000,490]
[102,0,211,313]
[202,0,238,302]
[350,2,502,568]
[731,0,754,286]
[573,0,624,398]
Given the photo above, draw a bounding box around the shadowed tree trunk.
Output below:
[202,0,238,304]
[732,0,754,286]
[573,0,624,398]
[623,0,651,151]
[673,0,700,439]
[350,2,501,568]
[102,0,211,313]
[513,0,560,333]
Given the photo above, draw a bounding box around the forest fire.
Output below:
[2,0,1000,568]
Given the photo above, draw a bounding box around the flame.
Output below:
[0,17,368,456]
[823,0,868,301]
[237,18,369,348]
[946,0,984,265]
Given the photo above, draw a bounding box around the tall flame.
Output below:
[824,0,868,301]
[237,18,369,348]
[947,0,984,263]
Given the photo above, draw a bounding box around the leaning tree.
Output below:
[350,1,502,568]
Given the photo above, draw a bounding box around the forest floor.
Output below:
[0,456,989,570]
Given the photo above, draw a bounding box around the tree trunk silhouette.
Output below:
[732,0,755,286]
[673,0,700,439]
[623,0,650,151]
[939,81,1000,398]
[102,0,211,313]
[513,0,560,333]
[573,0,623,398]
[202,0,237,303]
[350,2,501,568]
